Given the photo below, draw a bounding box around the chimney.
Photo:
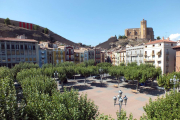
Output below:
[167,37,170,41]
[149,39,151,42]
[162,37,164,40]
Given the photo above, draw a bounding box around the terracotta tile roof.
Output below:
[0,37,38,42]
[145,39,176,45]
[172,45,180,49]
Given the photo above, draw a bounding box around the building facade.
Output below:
[65,46,74,62]
[53,48,65,65]
[126,45,144,65]
[100,51,105,63]
[39,47,47,67]
[88,49,95,60]
[84,50,88,61]
[47,48,53,64]
[0,37,38,68]
[144,37,177,74]
[125,19,154,40]
[119,49,126,65]
[95,48,101,64]
[173,45,180,72]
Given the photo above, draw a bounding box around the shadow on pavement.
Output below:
[120,82,165,96]
[106,80,123,84]
[89,82,108,88]
[77,80,94,83]
[64,85,93,91]
[63,81,77,86]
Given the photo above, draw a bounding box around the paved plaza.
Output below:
[58,75,165,119]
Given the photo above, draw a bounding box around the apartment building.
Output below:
[65,46,74,62]
[144,37,177,74]
[88,49,95,60]
[95,48,101,64]
[74,49,84,63]
[39,46,47,67]
[84,50,88,61]
[100,51,105,63]
[172,45,180,72]
[53,47,65,65]
[47,48,53,64]
[126,45,144,65]
[119,49,126,65]
[0,37,39,68]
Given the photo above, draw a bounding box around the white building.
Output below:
[144,37,177,74]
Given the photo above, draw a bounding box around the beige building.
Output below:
[144,37,177,74]
[125,19,154,40]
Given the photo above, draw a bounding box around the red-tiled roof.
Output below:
[172,45,180,49]
[0,37,38,42]
[145,39,176,45]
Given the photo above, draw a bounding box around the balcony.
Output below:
[131,53,137,56]
[152,52,155,56]
[144,58,155,62]
[166,64,169,67]
[139,54,143,57]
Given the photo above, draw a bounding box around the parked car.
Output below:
[93,75,101,79]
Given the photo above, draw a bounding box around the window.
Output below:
[16,58,20,61]
[1,44,5,49]
[159,44,161,46]
[33,45,35,50]
[21,58,24,61]
[153,45,155,47]
[7,44,10,49]
[11,45,15,49]
[29,45,31,50]
[25,45,28,50]
[171,43,173,46]
[8,58,11,62]
[20,45,23,50]
[145,46,147,48]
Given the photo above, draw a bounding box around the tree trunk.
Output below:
[61,81,64,90]
[74,75,75,80]
[118,77,119,88]
[84,77,86,85]
[136,80,139,91]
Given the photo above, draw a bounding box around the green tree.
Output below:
[156,36,161,40]
[4,18,11,25]
[143,91,180,120]
[33,25,40,30]
[44,28,48,34]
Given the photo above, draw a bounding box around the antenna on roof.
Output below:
[165,32,168,39]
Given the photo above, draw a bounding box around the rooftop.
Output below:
[172,45,180,49]
[0,37,38,42]
[145,37,176,45]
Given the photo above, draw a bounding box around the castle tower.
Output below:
[140,19,147,39]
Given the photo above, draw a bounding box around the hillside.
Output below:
[96,36,118,49]
[96,36,150,50]
[0,18,78,46]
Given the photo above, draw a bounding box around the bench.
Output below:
[132,90,138,93]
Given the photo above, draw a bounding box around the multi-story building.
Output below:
[84,50,88,61]
[112,52,116,66]
[144,37,177,74]
[116,51,120,66]
[47,48,53,64]
[65,46,74,62]
[173,45,180,72]
[0,37,39,68]
[126,45,144,65]
[100,51,105,63]
[125,19,154,40]
[95,48,101,64]
[53,47,65,65]
[119,49,126,65]
[88,49,95,60]
[74,49,84,63]
[39,46,47,67]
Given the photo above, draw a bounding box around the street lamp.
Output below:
[113,90,128,117]
[170,75,179,93]
[99,67,103,86]
[54,71,59,80]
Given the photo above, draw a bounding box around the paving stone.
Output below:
[106,87,113,90]
[135,97,147,101]
[138,107,144,111]
[96,90,102,93]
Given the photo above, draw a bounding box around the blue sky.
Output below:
[1,0,180,46]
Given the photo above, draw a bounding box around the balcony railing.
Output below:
[166,52,169,55]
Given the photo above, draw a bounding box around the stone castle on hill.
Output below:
[125,19,154,40]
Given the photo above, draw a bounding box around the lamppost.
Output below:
[99,67,103,86]
[54,71,59,80]
[170,75,179,93]
[113,90,128,117]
